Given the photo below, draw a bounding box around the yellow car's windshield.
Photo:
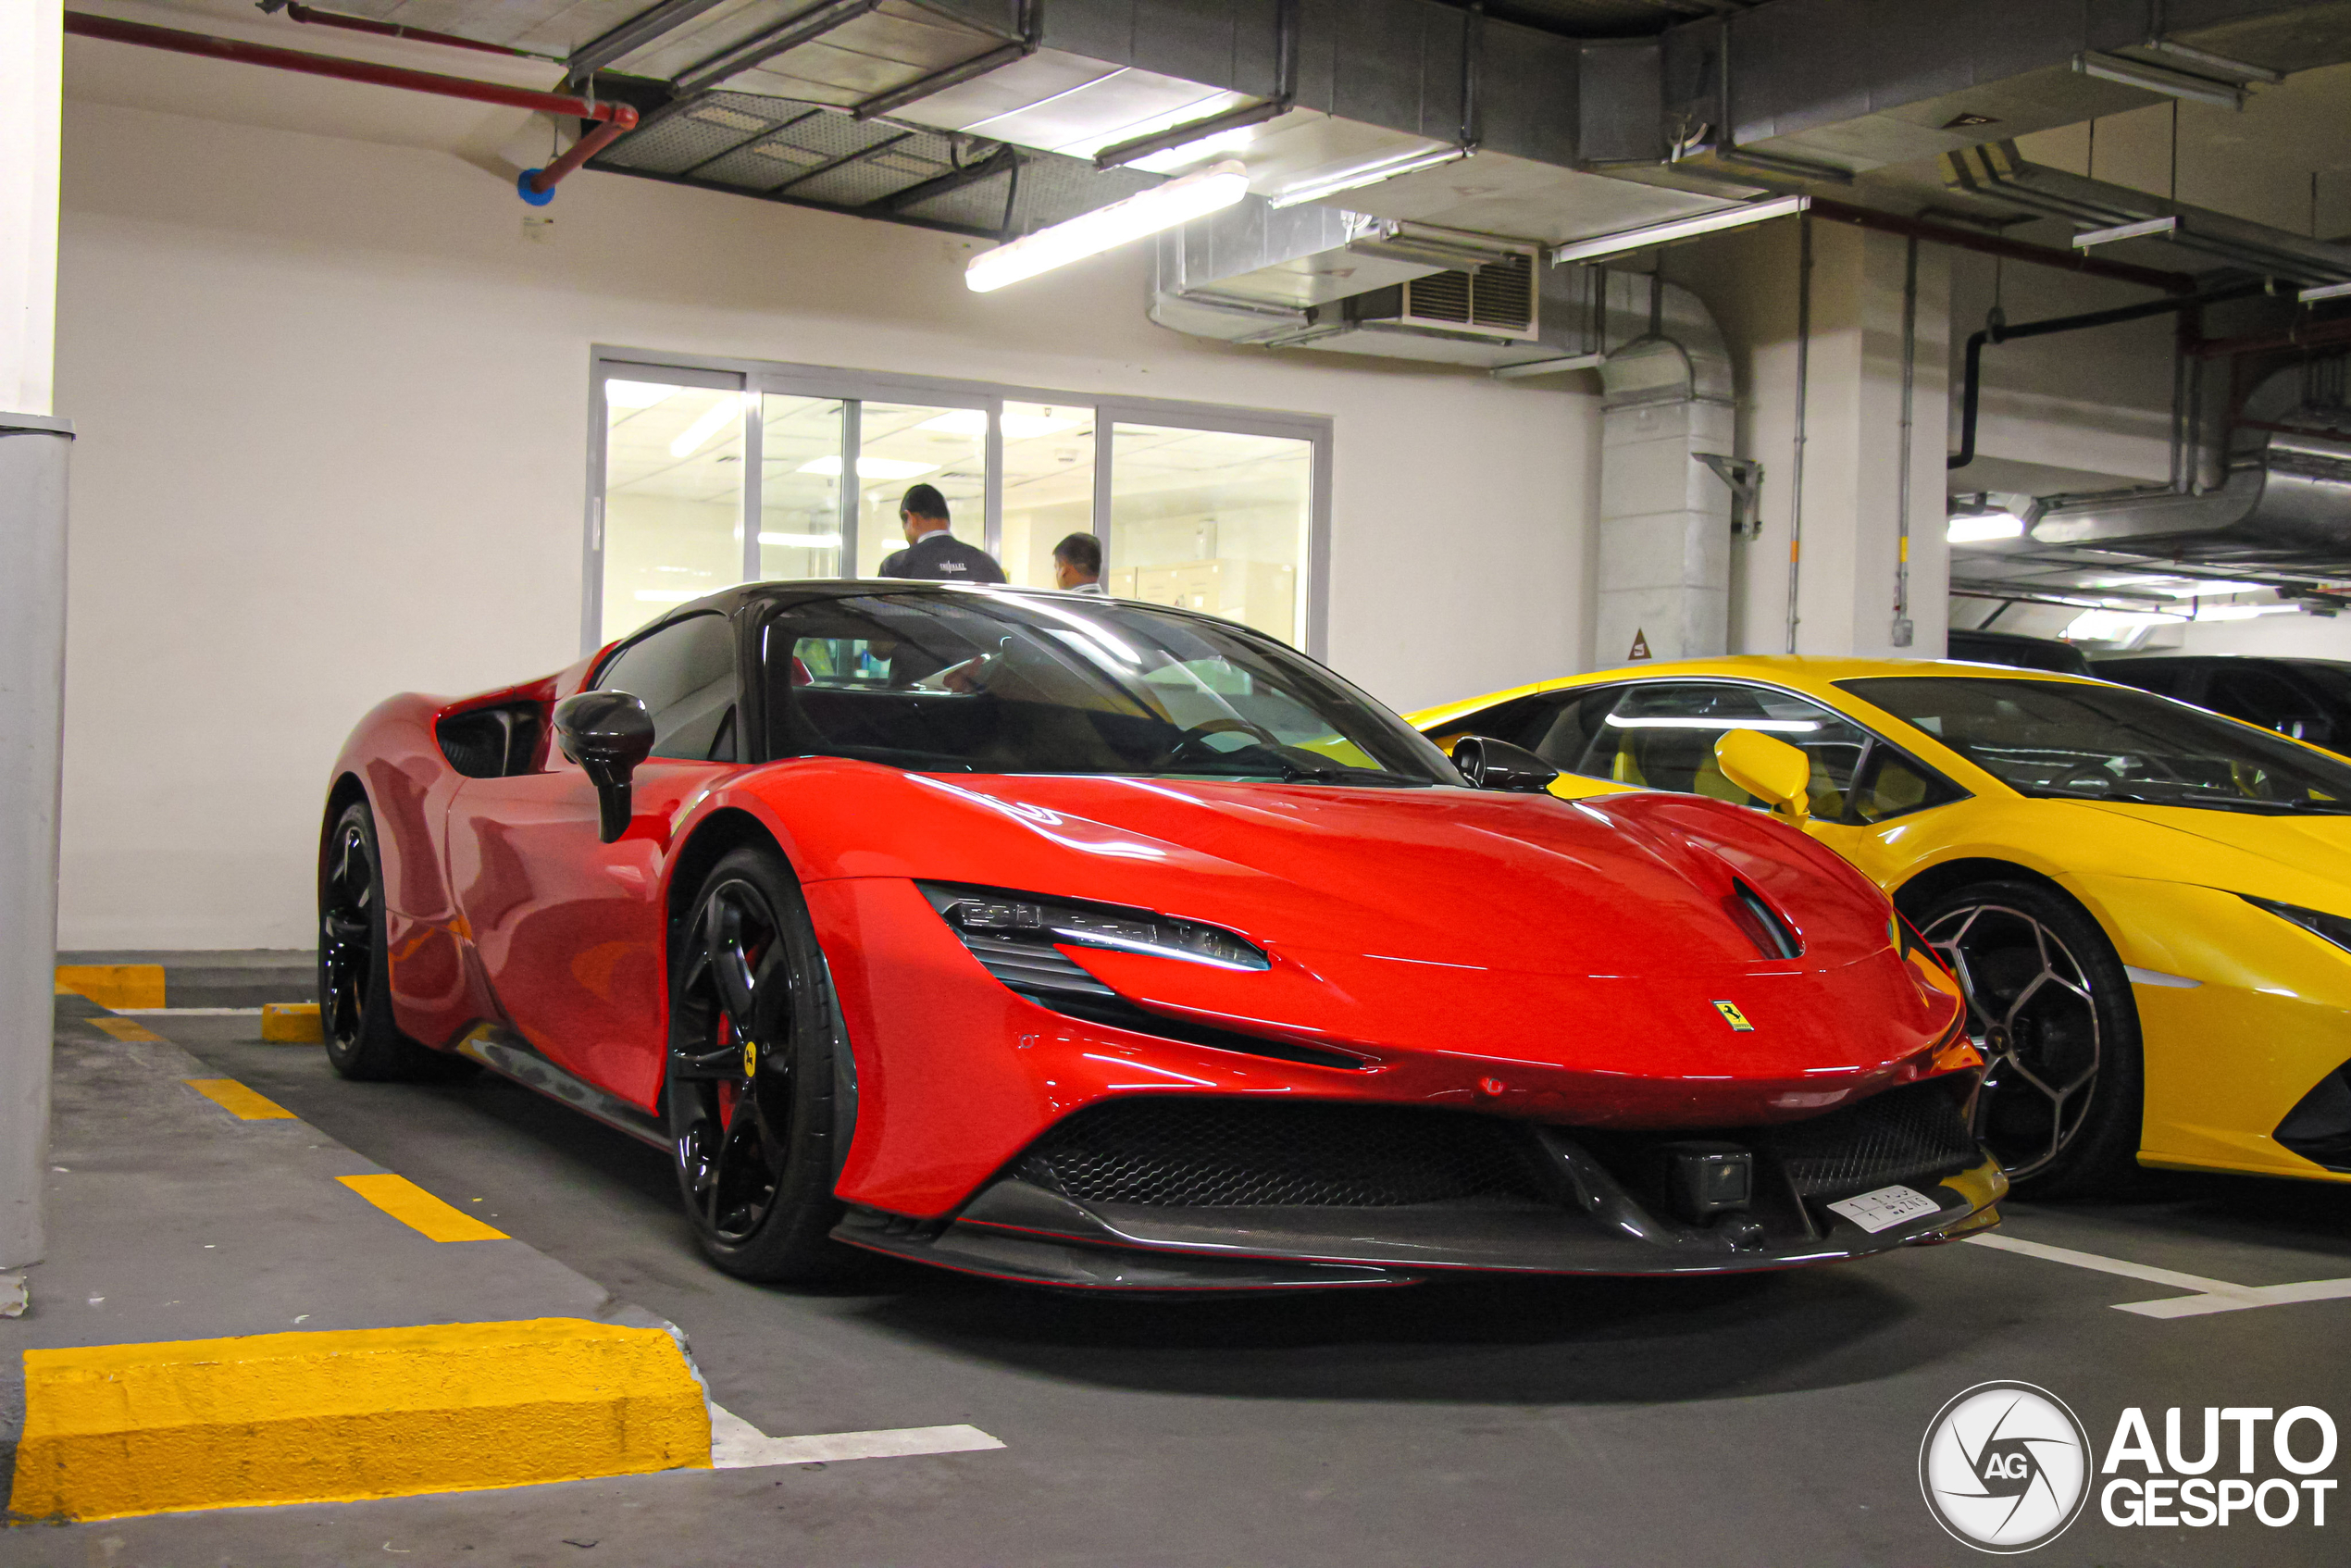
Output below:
[1842,676,2351,815]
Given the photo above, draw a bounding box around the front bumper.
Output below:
[832,1085,2007,1292]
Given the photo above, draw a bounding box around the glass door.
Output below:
[1107,422,1312,644]
[600,371,749,641]
[998,402,1096,588]
[758,393,846,580]
[849,402,989,578]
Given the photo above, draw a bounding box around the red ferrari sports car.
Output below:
[320,582,2000,1291]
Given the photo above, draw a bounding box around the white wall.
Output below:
[54,97,1598,949]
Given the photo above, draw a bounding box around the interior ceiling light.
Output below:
[606,380,675,409]
[759,531,842,548]
[1548,195,1810,266]
[797,454,936,479]
[2161,580,2273,598]
[1947,512,2027,544]
[965,162,1250,293]
[1127,124,1261,174]
[2073,51,2247,110]
[918,408,1087,441]
[1267,144,1471,210]
[667,393,751,459]
[2301,280,2351,304]
[2073,216,2178,249]
[2193,603,2299,621]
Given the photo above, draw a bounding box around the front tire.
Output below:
[665,845,852,1282]
[317,798,467,1082]
[1916,878,2144,1196]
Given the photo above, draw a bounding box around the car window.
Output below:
[594,613,740,761]
[2206,666,2324,740]
[1567,682,1872,818]
[1847,747,1965,825]
[1841,676,2351,814]
[2096,660,2189,698]
[762,592,1457,784]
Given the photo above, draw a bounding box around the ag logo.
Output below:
[1920,1382,2092,1553]
[1711,1000,1755,1031]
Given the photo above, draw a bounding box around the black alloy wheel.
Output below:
[666,845,852,1282]
[317,799,468,1081]
[1916,879,2144,1195]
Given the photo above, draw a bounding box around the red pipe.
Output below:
[278,3,548,61]
[63,12,637,200]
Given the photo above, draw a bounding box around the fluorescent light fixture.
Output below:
[2161,579,2271,598]
[1267,144,1471,209]
[796,455,936,479]
[759,531,842,549]
[2074,52,2247,110]
[605,380,674,409]
[1548,196,1810,266]
[633,589,704,604]
[2301,280,2351,304]
[668,393,750,459]
[1947,512,2027,543]
[1129,125,1261,174]
[1605,716,1821,732]
[917,408,1087,441]
[2074,216,2178,249]
[965,161,1250,292]
[2194,602,2298,621]
[2144,40,2283,84]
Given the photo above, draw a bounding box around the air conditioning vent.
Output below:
[1399,253,1539,340]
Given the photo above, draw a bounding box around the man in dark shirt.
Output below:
[877,484,1006,584]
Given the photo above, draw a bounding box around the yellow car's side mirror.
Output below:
[1714,728,1811,822]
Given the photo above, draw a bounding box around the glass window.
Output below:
[1570,683,1872,818]
[595,613,740,762]
[1847,748,1964,825]
[999,403,1096,589]
[759,394,844,580]
[852,403,988,578]
[602,378,749,641]
[2205,665,2324,740]
[1841,676,2351,814]
[1109,424,1309,645]
[763,592,1451,783]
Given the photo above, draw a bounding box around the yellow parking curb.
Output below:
[8,1317,713,1522]
[54,964,166,1010]
[260,1002,322,1043]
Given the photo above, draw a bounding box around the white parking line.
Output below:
[1966,1233,2351,1318]
[707,1403,1004,1468]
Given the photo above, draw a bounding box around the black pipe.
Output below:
[1950,282,2270,470]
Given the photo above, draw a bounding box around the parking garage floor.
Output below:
[12,1006,2351,1567]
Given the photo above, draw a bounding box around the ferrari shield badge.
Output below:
[1712,1000,1755,1031]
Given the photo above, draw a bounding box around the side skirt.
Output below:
[452,1024,668,1150]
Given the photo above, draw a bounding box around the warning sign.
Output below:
[1628,629,1652,660]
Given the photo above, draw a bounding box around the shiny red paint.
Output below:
[326,650,1968,1223]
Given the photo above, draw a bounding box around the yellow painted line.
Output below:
[55,964,166,1009]
[7,1317,712,1522]
[338,1174,508,1241]
[182,1079,296,1121]
[260,1002,322,1043]
[89,1017,163,1045]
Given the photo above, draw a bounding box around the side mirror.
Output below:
[1453,735,1561,794]
[554,691,655,843]
[1713,728,1811,822]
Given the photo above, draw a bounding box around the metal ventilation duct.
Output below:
[2033,431,2351,567]
[1943,143,2351,287]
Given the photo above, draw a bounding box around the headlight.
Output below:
[2243,894,2351,954]
[919,883,1270,972]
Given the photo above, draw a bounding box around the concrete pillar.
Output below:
[1,0,68,1291]
[1686,220,1952,658]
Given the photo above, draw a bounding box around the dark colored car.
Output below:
[1947,628,2094,677]
[2094,655,2351,750]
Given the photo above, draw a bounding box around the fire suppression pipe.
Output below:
[270,2,555,62]
[63,12,636,204]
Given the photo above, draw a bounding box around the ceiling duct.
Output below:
[1944,142,2351,286]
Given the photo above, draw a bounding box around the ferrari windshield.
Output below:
[762,590,1459,785]
[1841,676,2351,815]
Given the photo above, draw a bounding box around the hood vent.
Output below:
[1362,249,1540,342]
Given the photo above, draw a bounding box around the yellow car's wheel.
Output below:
[1918,880,2145,1195]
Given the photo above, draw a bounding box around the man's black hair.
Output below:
[901,483,950,521]
[1052,531,1102,576]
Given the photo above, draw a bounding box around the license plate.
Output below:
[1827,1184,1944,1233]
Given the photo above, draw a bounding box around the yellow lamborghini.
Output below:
[1410,657,2351,1195]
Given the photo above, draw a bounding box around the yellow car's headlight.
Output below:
[2244,895,2351,956]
